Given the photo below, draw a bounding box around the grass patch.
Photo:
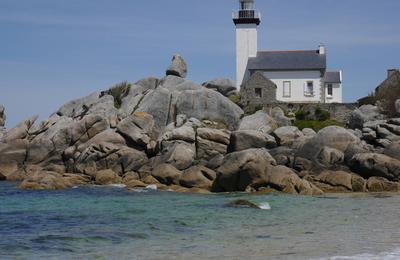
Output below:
[102,81,133,109]
[294,119,345,132]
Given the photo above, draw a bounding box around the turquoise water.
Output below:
[1,182,400,260]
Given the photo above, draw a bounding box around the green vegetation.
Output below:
[295,109,309,120]
[229,94,241,105]
[293,106,340,131]
[315,107,331,121]
[244,104,263,115]
[294,119,344,132]
[102,81,133,109]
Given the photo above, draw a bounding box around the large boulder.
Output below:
[366,177,400,192]
[396,99,400,114]
[153,141,195,170]
[0,139,29,179]
[296,126,360,162]
[0,104,5,127]
[196,128,230,160]
[213,148,276,192]
[166,54,187,78]
[202,78,237,97]
[271,107,292,126]
[1,115,38,143]
[228,130,276,152]
[348,105,385,130]
[19,169,89,190]
[272,126,303,147]
[95,169,122,185]
[266,166,323,195]
[384,141,400,160]
[179,165,216,190]
[349,153,400,181]
[239,110,278,133]
[116,112,155,150]
[152,164,182,185]
[306,171,366,193]
[175,88,243,130]
[137,83,243,132]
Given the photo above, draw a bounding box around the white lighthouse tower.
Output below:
[233,0,261,89]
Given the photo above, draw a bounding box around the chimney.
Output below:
[387,69,399,78]
[319,44,326,55]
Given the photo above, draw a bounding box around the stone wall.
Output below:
[240,71,277,109]
[264,102,358,123]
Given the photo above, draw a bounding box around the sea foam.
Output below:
[258,202,271,210]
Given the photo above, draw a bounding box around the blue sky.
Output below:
[1,0,399,127]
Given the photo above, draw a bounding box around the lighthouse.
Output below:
[233,0,261,89]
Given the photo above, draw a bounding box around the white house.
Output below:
[233,0,343,103]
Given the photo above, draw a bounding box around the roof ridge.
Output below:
[258,50,318,53]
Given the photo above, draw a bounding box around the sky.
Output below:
[1,0,399,127]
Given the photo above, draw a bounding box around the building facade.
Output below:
[233,0,343,104]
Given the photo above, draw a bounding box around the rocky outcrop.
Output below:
[202,78,237,97]
[166,54,187,78]
[3,54,400,195]
[0,105,5,127]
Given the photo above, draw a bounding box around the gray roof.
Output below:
[247,50,326,71]
[324,71,341,83]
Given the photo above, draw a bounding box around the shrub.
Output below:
[314,107,331,121]
[295,109,308,120]
[102,81,132,108]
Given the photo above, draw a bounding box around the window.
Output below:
[305,81,314,96]
[241,1,253,10]
[255,88,262,98]
[283,81,291,97]
[327,84,333,96]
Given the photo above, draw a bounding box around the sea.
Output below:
[1,181,400,260]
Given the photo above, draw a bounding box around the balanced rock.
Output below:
[166,54,187,78]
